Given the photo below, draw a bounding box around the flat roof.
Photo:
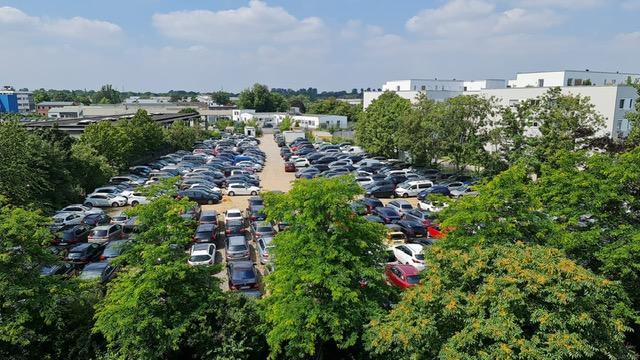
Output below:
[37,101,74,106]
[517,70,640,76]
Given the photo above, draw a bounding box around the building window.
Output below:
[620,99,625,109]
[567,78,573,86]
[421,85,426,90]
[413,86,416,90]
[612,79,617,85]
[463,86,468,91]
[574,79,583,86]
[396,86,400,91]
[538,79,544,87]
[630,99,634,109]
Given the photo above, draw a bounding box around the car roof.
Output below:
[192,243,212,251]
[229,260,253,268]
[405,244,424,252]
[197,224,215,231]
[228,236,247,244]
[392,264,420,276]
[93,225,114,230]
[227,208,242,214]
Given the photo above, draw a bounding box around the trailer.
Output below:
[282,130,305,145]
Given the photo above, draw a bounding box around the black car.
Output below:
[225,219,246,236]
[78,262,117,284]
[417,185,451,200]
[247,196,264,208]
[247,205,267,221]
[385,174,409,185]
[52,224,92,246]
[396,220,428,239]
[199,210,219,225]
[65,243,103,264]
[365,215,385,224]
[227,260,259,291]
[403,208,437,227]
[372,207,402,224]
[366,184,397,198]
[350,200,368,216]
[180,205,202,221]
[361,198,384,214]
[194,223,217,243]
[40,262,77,277]
[176,189,221,205]
[224,175,259,188]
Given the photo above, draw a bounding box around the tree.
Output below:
[211,91,231,106]
[366,243,636,360]
[307,97,362,122]
[278,116,293,131]
[69,143,116,195]
[261,177,391,359]
[237,84,287,112]
[356,92,411,158]
[287,95,309,113]
[0,206,100,359]
[397,94,444,166]
[178,107,199,114]
[92,84,121,104]
[164,120,208,151]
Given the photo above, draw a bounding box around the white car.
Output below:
[52,212,85,227]
[188,243,216,266]
[224,208,244,223]
[392,244,425,271]
[110,214,130,225]
[355,176,374,187]
[93,186,134,199]
[57,204,104,215]
[395,180,434,198]
[387,200,413,215]
[293,158,310,169]
[226,183,260,196]
[418,200,449,213]
[127,192,149,206]
[236,161,262,171]
[84,193,128,208]
[450,186,479,198]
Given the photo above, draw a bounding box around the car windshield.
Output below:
[401,204,412,210]
[201,215,216,222]
[415,253,425,260]
[190,255,211,262]
[390,233,405,240]
[103,243,125,257]
[62,231,77,240]
[196,231,212,238]
[67,252,83,259]
[233,268,256,281]
[93,230,108,237]
[407,275,421,284]
[112,216,127,221]
[229,244,247,252]
[227,213,241,218]
[257,226,272,232]
[54,218,64,223]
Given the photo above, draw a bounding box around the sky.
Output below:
[1,0,639,92]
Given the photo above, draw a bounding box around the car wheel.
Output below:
[250,191,257,196]
[131,201,139,206]
[84,202,93,207]
[402,193,409,198]
[208,200,213,204]
[112,202,119,207]
[228,191,235,196]
[389,193,396,199]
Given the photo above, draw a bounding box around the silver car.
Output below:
[256,236,274,264]
[225,235,250,261]
[84,193,127,207]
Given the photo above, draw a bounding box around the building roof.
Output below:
[37,101,75,106]
[516,70,640,76]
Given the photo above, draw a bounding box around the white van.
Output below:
[356,159,381,168]
[394,180,433,198]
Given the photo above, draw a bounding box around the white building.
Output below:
[124,96,171,104]
[508,70,640,88]
[232,109,348,129]
[363,78,506,108]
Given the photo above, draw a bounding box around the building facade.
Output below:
[36,101,75,116]
[0,94,19,113]
[508,70,640,88]
[232,109,348,129]
[0,86,34,113]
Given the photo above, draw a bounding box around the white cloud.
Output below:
[514,0,607,9]
[152,0,324,45]
[406,0,561,38]
[0,6,122,40]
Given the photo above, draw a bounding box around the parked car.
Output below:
[365,184,397,198]
[394,180,434,198]
[284,161,296,172]
[226,183,261,196]
[387,200,413,216]
[127,192,149,206]
[188,243,216,266]
[392,244,425,271]
[365,215,385,224]
[40,262,77,277]
[176,189,221,204]
[417,185,451,200]
[450,186,479,198]
[100,239,129,261]
[88,224,123,244]
[225,235,250,261]
[82,213,111,226]
[224,208,243,223]
[53,224,92,246]
[385,264,421,289]
[57,204,104,215]
[52,212,85,228]
[78,262,117,284]
[396,220,428,239]
[250,221,275,240]
[403,208,437,227]
[256,236,274,264]
[199,210,219,225]
[361,197,384,214]
[92,186,134,199]
[385,228,407,247]
[247,204,267,222]
[110,214,130,225]
[372,207,402,224]
[65,243,103,264]
[227,260,259,291]
[225,219,246,237]
[84,193,127,208]
[193,223,218,243]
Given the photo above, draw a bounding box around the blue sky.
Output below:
[1,0,639,92]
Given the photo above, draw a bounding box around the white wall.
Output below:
[511,71,640,88]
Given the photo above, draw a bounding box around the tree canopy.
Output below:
[238,84,288,112]
[356,92,411,158]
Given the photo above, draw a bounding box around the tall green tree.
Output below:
[278,116,293,131]
[397,94,444,166]
[366,243,635,359]
[356,92,411,158]
[307,97,362,122]
[625,84,640,147]
[211,91,231,105]
[261,177,391,359]
[92,84,121,104]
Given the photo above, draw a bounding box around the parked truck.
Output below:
[282,130,306,145]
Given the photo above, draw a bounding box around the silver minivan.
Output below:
[395,180,433,198]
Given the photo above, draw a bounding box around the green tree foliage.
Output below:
[278,116,293,131]
[238,84,288,112]
[287,95,309,113]
[307,97,362,122]
[70,143,116,195]
[211,91,231,105]
[164,120,209,151]
[356,92,411,158]
[261,177,390,359]
[366,243,635,359]
[178,107,199,114]
[0,206,100,359]
[92,84,121,104]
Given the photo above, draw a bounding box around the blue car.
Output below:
[417,185,451,200]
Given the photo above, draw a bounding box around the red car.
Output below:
[385,264,421,289]
[284,161,296,172]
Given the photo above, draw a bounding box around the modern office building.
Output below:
[507,70,640,88]
[0,86,34,113]
[0,93,19,113]
[232,109,348,129]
